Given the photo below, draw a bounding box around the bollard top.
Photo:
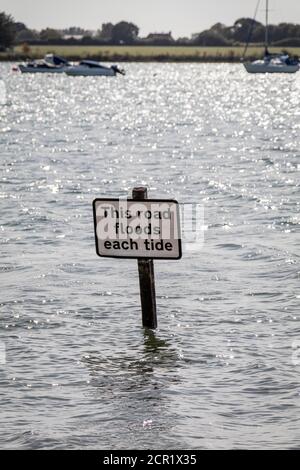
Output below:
[132,186,148,200]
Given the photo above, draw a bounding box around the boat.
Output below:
[19,54,70,73]
[64,60,125,77]
[243,0,299,74]
[244,54,299,73]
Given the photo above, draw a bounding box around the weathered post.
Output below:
[132,186,157,329]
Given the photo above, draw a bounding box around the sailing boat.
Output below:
[243,0,299,73]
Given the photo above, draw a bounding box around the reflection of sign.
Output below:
[93,198,182,259]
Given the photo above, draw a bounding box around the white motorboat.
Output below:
[64,60,125,77]
[243,0,299,74]
[19,54,70,73]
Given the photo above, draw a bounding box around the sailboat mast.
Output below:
[265,0,269,54]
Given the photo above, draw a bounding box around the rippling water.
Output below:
[0,63,299,449]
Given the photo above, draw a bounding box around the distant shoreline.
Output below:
[1,45,300,63]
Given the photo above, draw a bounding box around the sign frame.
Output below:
[93,197,182,261]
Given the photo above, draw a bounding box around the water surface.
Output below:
[0,63,299,449]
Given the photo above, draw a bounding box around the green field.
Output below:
[2,45,300,61]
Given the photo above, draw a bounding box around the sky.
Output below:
[1,0,300,38]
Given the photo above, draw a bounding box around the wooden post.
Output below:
[132,187,157,329]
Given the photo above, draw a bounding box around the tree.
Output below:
[97,22,114,40]
[251,24,265,43]
[16,29,38,42]
[210,22,235,42]
[193,30,231,46]
[14,22,27,33]
[269,22,300,43]
[0,11,16,49]
[39,28,62,41]
[111,21,139,44]
[192,17,300,47]
[63,26,87,36]
[231,18,263,43]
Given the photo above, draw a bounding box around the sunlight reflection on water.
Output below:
[0,63,299,449]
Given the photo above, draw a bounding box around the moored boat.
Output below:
[19,54,70,73]
[64,60,125,77]
[244,55,299,73]
[243,0,299,74]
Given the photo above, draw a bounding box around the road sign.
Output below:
[93,198,182,260]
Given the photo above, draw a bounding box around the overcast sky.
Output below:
[1,0,300,37]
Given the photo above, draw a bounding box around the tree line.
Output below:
[1,11,300,50]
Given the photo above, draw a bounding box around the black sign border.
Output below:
[93,198,182,260]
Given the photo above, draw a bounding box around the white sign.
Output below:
[93,198,182,259]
